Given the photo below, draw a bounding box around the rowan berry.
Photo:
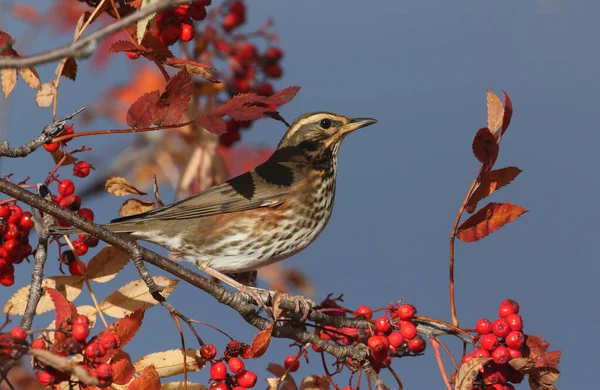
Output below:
[263,63,282,78]
[491,345,511,364]
[37,370,56,386]
[84,341,106,359]
[237,370,257,388]
[473,348,491,358]
[228,357,245,374]
[210,362,227,381]
[126,51,139,60]
[265,47,283,62]
[388,332,405,348]
[354,305,372,320]
[505,331,525,350]
[180,22,195,42]
[284,355,299,372]
[374,316,391,333]
[10,327,27,341]
[396,304,417,320]
[73,161,92,178]
[58,179,75,196]
[506,314,523,331]
[476,318,493,334]
[68,260,86,276]
[99,333,120,350]
[43,142,60,152]
[96,362,113,380]
[498,299,520,318]
[367,335,387,352]
[201,344,217,360]
[19,212,34,230]
[480,333,499,351]
[189,3,207,21]
[492,318,511,338]
[407,335,426,353]
[211,382,228,390]
[400,320,417,339]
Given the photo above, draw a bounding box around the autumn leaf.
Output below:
[152,70,192,126]
[86,245,130,283]
[165,58,217,82]
[1,69,17,98]
[104,308,145,356]
[112,351,136,385]
[127,91,160,128]
[19,67,41,90]
[50,149,78,166]
[134,349,205,378]
[62,57,78,81]
[196,115,227,135]
[249,326,274,358]
[456,202,528,242]
[528,367,560,390]
[128,365,161,390]
[524,334,561,369]
[45,287,77,338]
[455,357,491,390]
[472,127,499,168]
[106,176,148,196]
[264,86,301,106]
[35,80,56,107]
[120,198,156,217]
[502,90,513,135]
[487,90,504,136]
[137,0,159,43]
[110,40,139,54]
[466,167,522,211]
[3,276,83,315]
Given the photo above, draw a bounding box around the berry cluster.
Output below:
[149,1,211,48]
[461,299,526,389]
[0,203,34,286]
[222,1,246,32]
[30,315,119,386]
[200,340,257,389]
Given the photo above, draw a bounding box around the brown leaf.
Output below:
[86,245,130,283]
[19,67,41,90]
[249,324,275,358]
[62,58,78,81]
[112,351,136,385]
[466,167,522,211]
[264,86,301,106]
[110,40,139,54]
[50,149,78,166]
[502,90,513,135]
[139,34,174,62]
[127,90,160,128]
[536,350,561,369]
[119,198,156,217]
[35,80,56,107]
[165,58,217,82]
[487,90,504,136]
[472,127,499,168]
[456,202,528,242]
[196,115,227,135]
[127,365,160,390]
[529,367,560,388]
[300,376,330,390]
[152,70,192,126]
[508,357,535,372]
[1,68,17,98]
[455,357,491,390]
[525,335,550,358]
[106,176,148,197]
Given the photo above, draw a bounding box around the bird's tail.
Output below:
[48,221,139,236]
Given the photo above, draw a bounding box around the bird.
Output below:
[51,112,377,307]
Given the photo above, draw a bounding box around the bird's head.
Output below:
[274,112,377,164]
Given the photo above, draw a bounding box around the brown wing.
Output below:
[109,160,308,223]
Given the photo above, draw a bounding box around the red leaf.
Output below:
[99,309,144,363]
[213,93,265,117]
[501,90,513,135]
[127,365,160,390]
[248,325,274,358]
[164,58,217,82]
[140,34,173,62]
[466,167,522,212]
[152,70,192,126]
[62,57,77,81]
[111,351,136,385]
[536,350,561,370]
[45,287,76,342]
[196,115,227,135]
[227,105,271,121]
[456,202,528,242]
[109,40,138,54]
[127,91,160,128]
[525,335,549,358]
[0,30,14,54]
[263,85,301,106]
[472,127,499,169]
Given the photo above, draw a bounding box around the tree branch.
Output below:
[0,0,192,69]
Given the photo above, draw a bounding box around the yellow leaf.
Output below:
[119,198,155,217]
[487,90,504,136]
[35,80,56,107]
[1,68,17,98]
[86,245,130,283]
[134,349,205,378]
[99,276,178,318]
[455,357,491,390]
[106,176,148,196]
[3,276,83,315]
[19,67,41,90]
[137,0,159,43]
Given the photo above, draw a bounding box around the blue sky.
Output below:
[1,0,596,388]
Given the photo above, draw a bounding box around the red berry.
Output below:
[229,1,245,17]
[473,348,491,358]
[60,195,81,211]
[480,333,499,351]
[210,362,227,381]
[233,77,250,93]
[263,63,282,79]
[10,327,27,341]
[498,299,520,318]
[73,161,92,178]
[62,124,75,140]
[175,4,190,17]
[72,239,88,256]
[0,272,14,286]
[68,260,86,276]
[388,332,405,348]
[407,335,426,353]
[475,318,492,335]
[189,3,207,21]
[396,304,417,320]
[506,314,523,331]
[201,344,217,360]
[8,205,22,224]
[180,22,195,42]
[222,13,242,32]
[38,370,56,386]
[84,341,106,359]
[74,315,90,327]
[19,212,34,231]
[232,387,246,390]
[4,239,20,254]
[505,331,525,350]
[374,316,391,333]
[58,179,75,196]
[43,142,60,152]
[461,353,474,363]
[72,324,89,342]
[238,43,257,62]
[400,320,417,340]
[492,318,511,338]
[212,382,229,390]
[99,333,120,350]
[367,335,387,352]
[265,47,283,62]
[0,205,9,219]
[31,338,46,350]
[284,355,299,372]
[126,51,140,60]
[508,347,522,358]
[3,223,19,240]
[354,305,372,320]
[77,208,94,222]
[237,370,257,388]
[96,362,113,380]
[82,234,99,248]
[255,83,274,97]
[228,357,245,374]
[491,345,511,364]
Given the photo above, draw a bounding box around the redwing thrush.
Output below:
[52,112,376,299]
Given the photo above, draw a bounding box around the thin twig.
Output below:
[429,337,453,390]
[0,0,192,69]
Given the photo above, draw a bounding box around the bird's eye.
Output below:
[320,119,332,129]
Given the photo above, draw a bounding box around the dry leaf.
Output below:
[501,90,513,135]
[99,276,178,318]
[137,0,159,43]
[267,363,298,390]
[3,276,83,315]
[161,383,208,390]
[1,68,17,98]
[50,149,78,166]
[509,357,535,372]
[119,198,156,217]
[466,167,522,211]
[455,357,491,390]
[300,376,330,390]
[128,365,161,390]
[106,176,148,196]
[487,90,505,136]
[472,127,499,168]
[164,59,218,82]
[19,67,40,90]
[62,58,78,81]
[456,202,528,242]
[249,326,274,358]
[127,90,160,128]
[35,80,56,107]
[134,349,205,378]
[86,245,130,283]
[111,351,136,385]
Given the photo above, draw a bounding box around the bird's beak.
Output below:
[340,117,378,134]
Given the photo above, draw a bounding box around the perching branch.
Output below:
[0,0,192,69]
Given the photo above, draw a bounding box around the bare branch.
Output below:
[0,0,191,70]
